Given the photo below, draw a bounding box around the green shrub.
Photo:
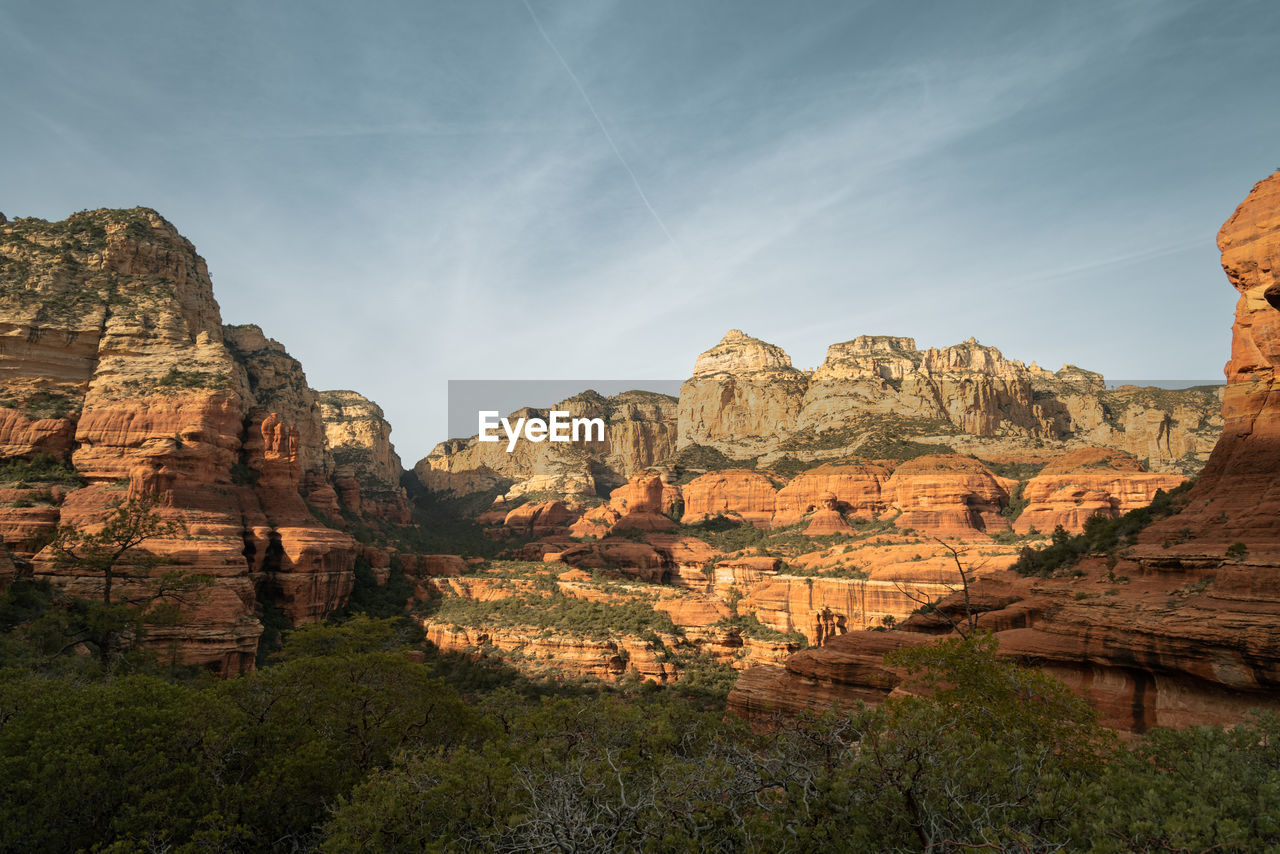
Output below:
[715,612,806,645]
[428,589,679,641]
[1013,480,1194,577]
[0,453,85,486]
[671,444,759,482]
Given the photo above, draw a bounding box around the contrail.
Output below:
[520,0,680,251]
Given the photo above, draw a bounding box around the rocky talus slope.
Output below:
[0,209,409,672]
[729,172,1280,732]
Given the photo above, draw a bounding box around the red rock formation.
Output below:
[730,172,1280,732]
[503,500,572,537]
[1155,171,1280,551]
[680,469,777,527]
[730,632,934,721]
[803,492,856,536]
[422,623,669,682]
[555,539,667,578]
[885,454,1012,538]
[567,472,676,538]
[606,472,677,531]
[0,208,409,672]
[1013,448,1186,535]
[772,463,890,526]
[0,410,75,458]
[414,554,468,577]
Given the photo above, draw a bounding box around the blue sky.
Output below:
[2,1,1277,461]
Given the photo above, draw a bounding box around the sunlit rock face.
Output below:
[731,173,1280,733]
[1013,448,1186,536]
[415,389,678,499]
[0,209,411,672]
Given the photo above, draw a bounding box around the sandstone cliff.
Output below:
[420,324,1220,510]
[677,330,809,457]
[1012,448,1185,535]
[679,331,1220,471]
[0,208,408,672]
[730,172,1280,732]
[415,389,677,499]
[317,389,412,524]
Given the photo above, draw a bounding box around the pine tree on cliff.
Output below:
[50,495,185,605]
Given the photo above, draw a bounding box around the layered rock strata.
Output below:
[416,389,677,498]
[0,208,410,671]
[421,327,1220,502]
[729,172,1280,732]
[1013,448,1185,535]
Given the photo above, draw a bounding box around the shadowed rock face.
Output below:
[0,209,408,673]
[730,172,1280,733]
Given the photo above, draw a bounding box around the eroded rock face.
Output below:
[798,336,1042,437]
[317,390,412,524]
[504,500,572,537]
[677,330,809,458]
[803,493,855,536]
[0,208,405,671]
[730,173,1280,732]
[680,469,778,527]
[885,455,1012,538]
[773,463,890,526]
[1159,171,1280,550]
[1013,448,1186,535]
[675,330,1219,473]
[421,324,1221,502]
[566,471,677,539]
[415,389,678,499]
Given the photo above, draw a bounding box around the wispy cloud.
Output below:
[0,0,1272,458]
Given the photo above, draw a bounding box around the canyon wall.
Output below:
[730,172,1280,732]
[415,389,678,499]
[0,208,409,672]
[419,326,1220,504]
[677,331,1220,468]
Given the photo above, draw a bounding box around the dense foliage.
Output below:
[3,576,1280,852]
[0,452,86,486]
[429,587,680,640]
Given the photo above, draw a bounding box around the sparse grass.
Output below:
[784,563,870,580]
[985,460,1047,481]
[0,390,81,421]
[714,613,806,645]
[671,445,758,482]
[1173,577,1213,597]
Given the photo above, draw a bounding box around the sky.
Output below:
[2,1,1278,462]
